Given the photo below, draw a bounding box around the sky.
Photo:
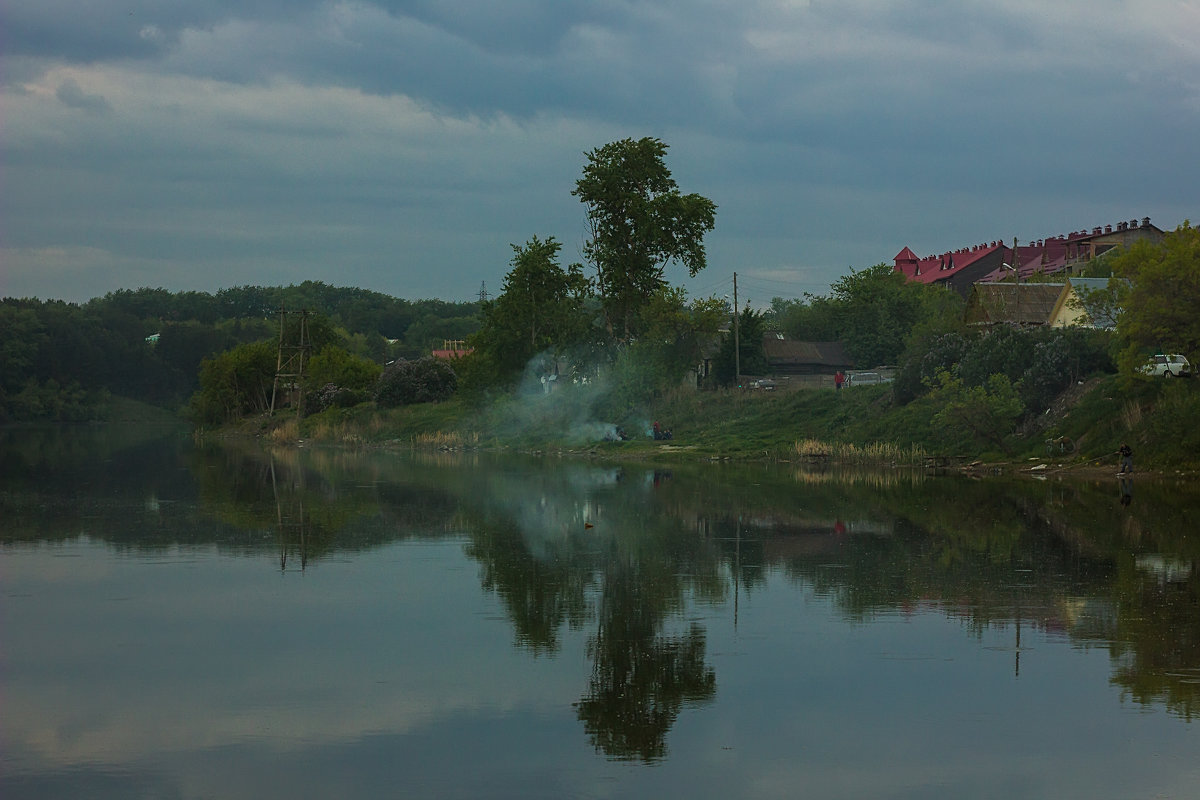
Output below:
[3,0,1198,306]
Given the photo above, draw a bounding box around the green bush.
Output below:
[928,370,1023,455]
[189,340,277,424]
[375,357,458,408]
[1141,381,1200,466]
[306,345,382,392]
[893,332,969,404]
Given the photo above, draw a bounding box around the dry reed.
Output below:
[794,438,927,465]
[268,417,300,443]
[411,430,479,449]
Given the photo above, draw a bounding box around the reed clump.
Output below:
[795,438,926,465]
[794,438,831,458]
[306,418,368,448]
[268,417,300,443]
[412,430,479,449]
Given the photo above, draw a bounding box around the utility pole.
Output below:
[733,272,741,389]
[270,307,311,416]
[479,281,489,303]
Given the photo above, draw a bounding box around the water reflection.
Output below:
[243,447,1200,729]
[3,429,1199,783]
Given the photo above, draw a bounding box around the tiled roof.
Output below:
[964,283,1067,326]
[762,336,852,367]
[978,238,1072,282]
[892,242,1003,285]
[895,217,1165,286]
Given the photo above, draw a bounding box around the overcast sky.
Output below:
[3,1,1198,305]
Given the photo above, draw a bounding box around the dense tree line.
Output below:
[0,282,481,422]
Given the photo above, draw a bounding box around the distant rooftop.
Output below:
[893,217,1165,289]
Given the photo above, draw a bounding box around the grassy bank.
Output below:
[253,373,1200,473]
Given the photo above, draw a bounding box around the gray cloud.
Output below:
[55,78,111,113]
[2,0,1198,303]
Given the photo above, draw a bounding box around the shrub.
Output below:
[305,383,371,415]
[189,340,277,424]
[928,370,1023,455]
[893,331,969,404]
[306,345,382,392]
[375,357,458,408]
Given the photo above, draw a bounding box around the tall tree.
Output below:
[713,306,768,387]
[1111,221,1200,373]
[470,236,589,381]
[573,138,717,341]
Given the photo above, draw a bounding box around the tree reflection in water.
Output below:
[6,433,1198,753]
[576,568,716,762]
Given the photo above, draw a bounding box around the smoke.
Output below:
[482,350,643,445]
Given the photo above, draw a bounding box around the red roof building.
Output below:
[893,217,1165,297]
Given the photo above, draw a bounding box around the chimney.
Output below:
[1142,217,1151,228]
[1105,225,1112,234]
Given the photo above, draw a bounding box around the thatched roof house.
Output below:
[964,283,1067,326]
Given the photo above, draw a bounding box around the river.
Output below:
[2,425,1197,799]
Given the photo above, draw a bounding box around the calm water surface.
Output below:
[2,426,1198,799]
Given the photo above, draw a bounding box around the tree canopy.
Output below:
[469,236,589,383]
[573,137,717,340]
[768,263,964,368]
[1111,221,1200,373]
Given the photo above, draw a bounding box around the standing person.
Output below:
[834,370,845,391]
[1118,443,1133,475]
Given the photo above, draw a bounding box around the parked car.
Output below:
[1139,354,1192,378]
[751,379,777,391]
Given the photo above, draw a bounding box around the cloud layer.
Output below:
[4,0,1198,303]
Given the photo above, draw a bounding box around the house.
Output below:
[762,333,854,375]
[893,243,1007,298]
[894,217,1165,297]
[964,283,1068,327]
[1048,277,1120,330]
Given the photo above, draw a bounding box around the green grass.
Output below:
[287,375,1200,471]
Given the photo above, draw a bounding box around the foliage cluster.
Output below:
[893,325,1114,412]
[0,282,481,422]
[189,340,278,424]
[766,264,964,368]
[375,357,459,408]
[464,138,724,407]
[712,307,769,387]
[573,137,717,341]
[1108,221,1200,374]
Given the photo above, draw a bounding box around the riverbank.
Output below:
[219,371,1200,478]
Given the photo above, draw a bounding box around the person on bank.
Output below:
[1118,443,1133,475]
